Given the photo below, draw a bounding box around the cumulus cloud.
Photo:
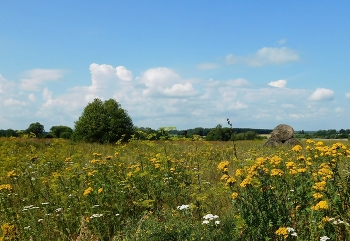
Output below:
[308,88,334,101]
[20,69,66,91]
[268,80,287,88]
[346,92,350,99]
[196,63,219,70]
[226,47,300,67]
[3,98,27,106]
[140,67,198,97]
[116,66,133,81]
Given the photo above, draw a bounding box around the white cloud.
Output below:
[308,88,334,101]
[226,78,250,87]
[116,66,133,81]
[28,94,36,102]
[3,98,27,106]
[226,47,300,67]
[20,69,66,91]
[196,63,219,70]
[346,92,350,99]
[0,64,347,131]
[268,80,287,88]
[140,67,198,97]
[281,104,295,108]
[43,87,52,100]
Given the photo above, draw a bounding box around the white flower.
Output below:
[203,214,219,220]
[115,213,120,216]
[320,236,330,241]
[202,220,210,224]
[90,213,103,219]
[177,204,190,210]
[24,226,31,230]
[215,221,220,225]
[55,208,62,212]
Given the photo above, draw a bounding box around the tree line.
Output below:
[1,98,349,142]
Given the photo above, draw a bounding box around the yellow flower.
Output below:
[313,193,323,199]
[240,177,252,187]
[0,184,12,191]
[83,187,93,196]
[269,156,282,165]
[313,181,327,191]
[88,170,98,176]
[1,223,17,240]
[231,192,238,199]
[226,176,236,185]
[275,227,288,239]
[292,145,302,152]
[270,169,284,176]
[297,168,307,173]
[6,170,16,178]
[312,200,328,210]
[235,169,243,177]
[306,139,315,144]
[322,216,330,222]
[98,188,103,194]
[217,161,230,171]
[316,141,324,146]
[220,174,229,181]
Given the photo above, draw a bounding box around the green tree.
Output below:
[25,122,45,137]
[206,124,232,141]
[73,98,134,143]
[50,125,73,139]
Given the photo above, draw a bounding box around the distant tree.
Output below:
[50,125,73,139]
[0,129,18,137]
[206,125,232,141]
[25,122,45,137]
[73,98,133,143]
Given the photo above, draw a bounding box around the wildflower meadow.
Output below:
[0,135,350,240]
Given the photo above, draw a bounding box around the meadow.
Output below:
[0,135,349,240]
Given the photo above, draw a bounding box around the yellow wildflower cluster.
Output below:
[217,161,230,171]
[275,227,288,239]
[0,184,12,191]
[83,187,93,196]
[311,200,328,210]
[0,223,17,240]
[6,170,16,178]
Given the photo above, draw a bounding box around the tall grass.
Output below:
[0,137,349,240]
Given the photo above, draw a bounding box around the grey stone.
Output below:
[270,124,294,143]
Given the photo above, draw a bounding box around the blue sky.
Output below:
[1,1,350,131]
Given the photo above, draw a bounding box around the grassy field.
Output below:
[0,137,349,240]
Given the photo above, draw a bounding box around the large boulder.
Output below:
[264,124,301,147]
[270,124,294,143]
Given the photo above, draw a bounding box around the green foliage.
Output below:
[50,125,73,139]
[25,122,45,137]
[0,129,18,137]
[206,125,232,141]
[73,98,133,143]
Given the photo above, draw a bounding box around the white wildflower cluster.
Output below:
[287,227,297,237]
[320,236,330,241]
[202,214,220,225]
[90,213,103,219]
[177,204,190,211]
[22,205,39,211]
[329,217,350,226]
